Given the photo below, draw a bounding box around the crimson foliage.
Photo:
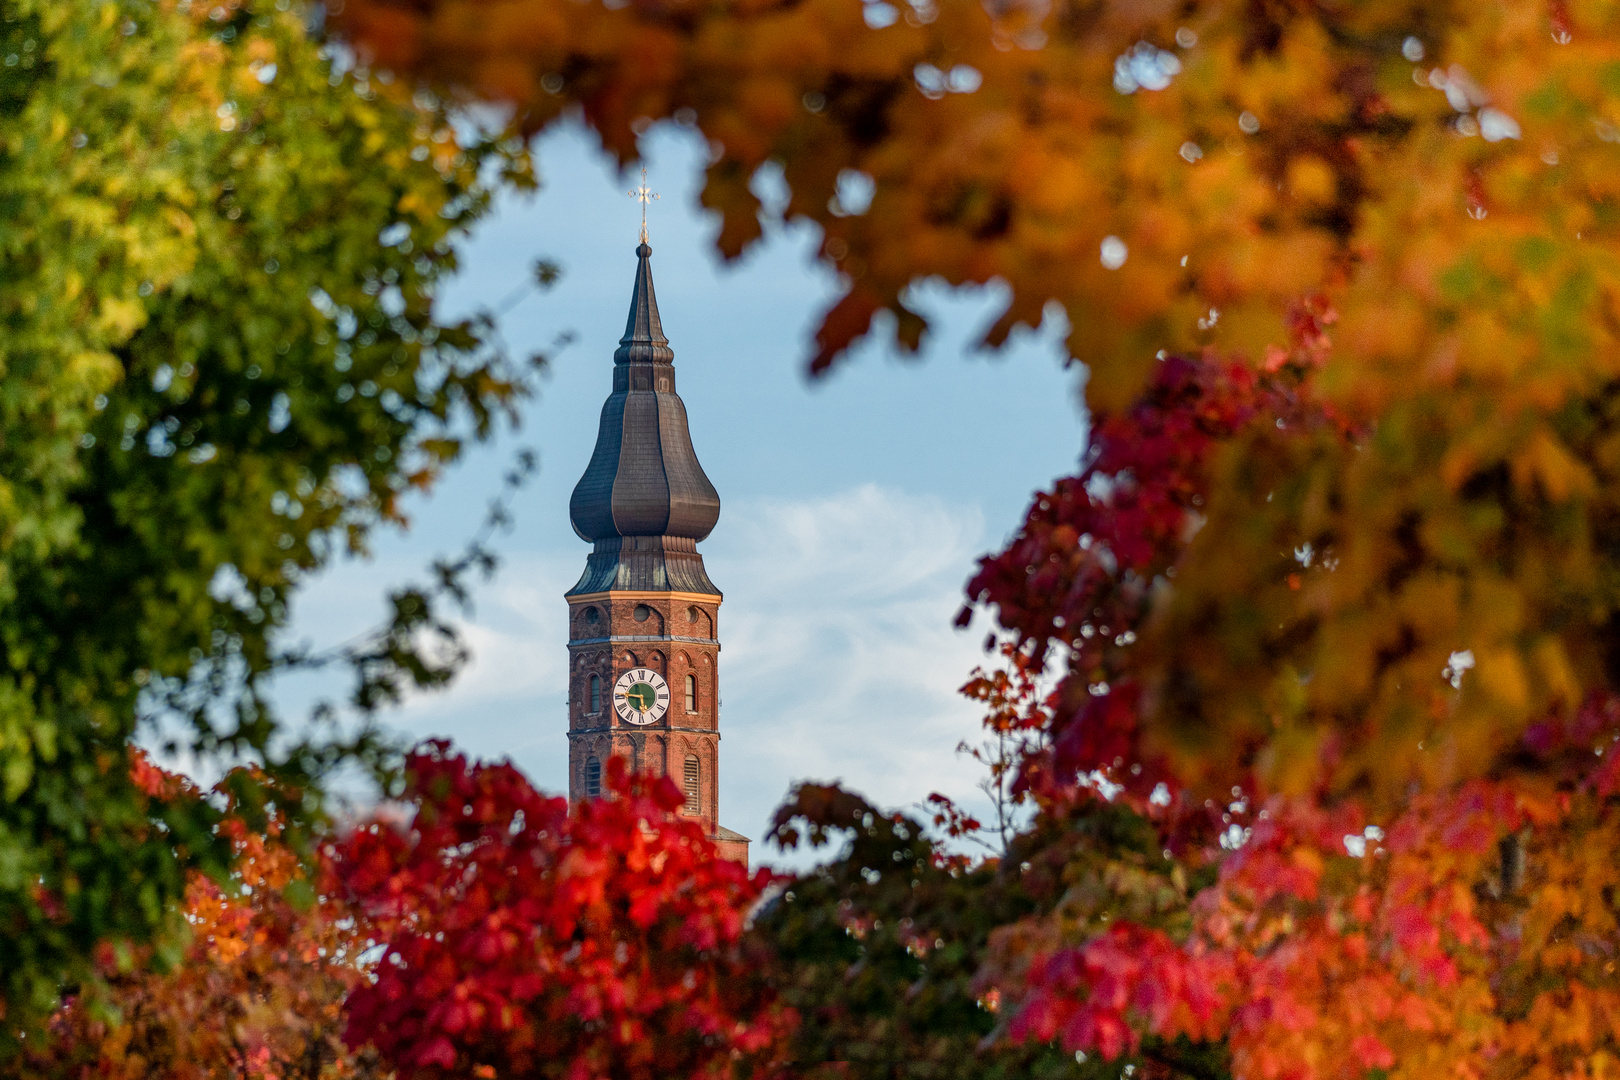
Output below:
[334,744,791,1080]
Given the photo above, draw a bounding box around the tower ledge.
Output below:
[566,535,721,597]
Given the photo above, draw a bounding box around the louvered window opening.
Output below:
[585,757,602,798]
[683,756,700,815]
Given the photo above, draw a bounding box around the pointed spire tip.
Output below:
[616,237,672,364]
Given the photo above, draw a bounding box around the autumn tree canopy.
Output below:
[334,745,790,1080]
[326,1,1620,1077]
[26,758,382,1080]
[9,1,1620,1078]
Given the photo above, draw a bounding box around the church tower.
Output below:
[565,239,749,862]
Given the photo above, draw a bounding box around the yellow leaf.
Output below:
[1511,428,1595,503]
[1475,646,1530,710]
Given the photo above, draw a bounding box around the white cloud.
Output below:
[257,548,578,782]
[706,485,996,858]
[266,485,1004,869]
[385,553,578,764]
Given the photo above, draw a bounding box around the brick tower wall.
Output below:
[566,591,723,842]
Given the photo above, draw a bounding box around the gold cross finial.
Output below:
[629,165,659,243]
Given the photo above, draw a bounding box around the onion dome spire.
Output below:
[567,243,721,596]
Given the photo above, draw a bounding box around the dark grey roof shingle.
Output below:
[567,242,722,598]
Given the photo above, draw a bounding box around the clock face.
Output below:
[613,668,669,726]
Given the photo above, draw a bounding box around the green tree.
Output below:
[0,0,533,1044]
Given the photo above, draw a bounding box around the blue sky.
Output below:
[287,120,1087,862]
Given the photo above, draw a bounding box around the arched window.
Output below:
[589,674,601,713]
[685,673,697,713]
[683,756,700,815]
[585,756,602,798]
